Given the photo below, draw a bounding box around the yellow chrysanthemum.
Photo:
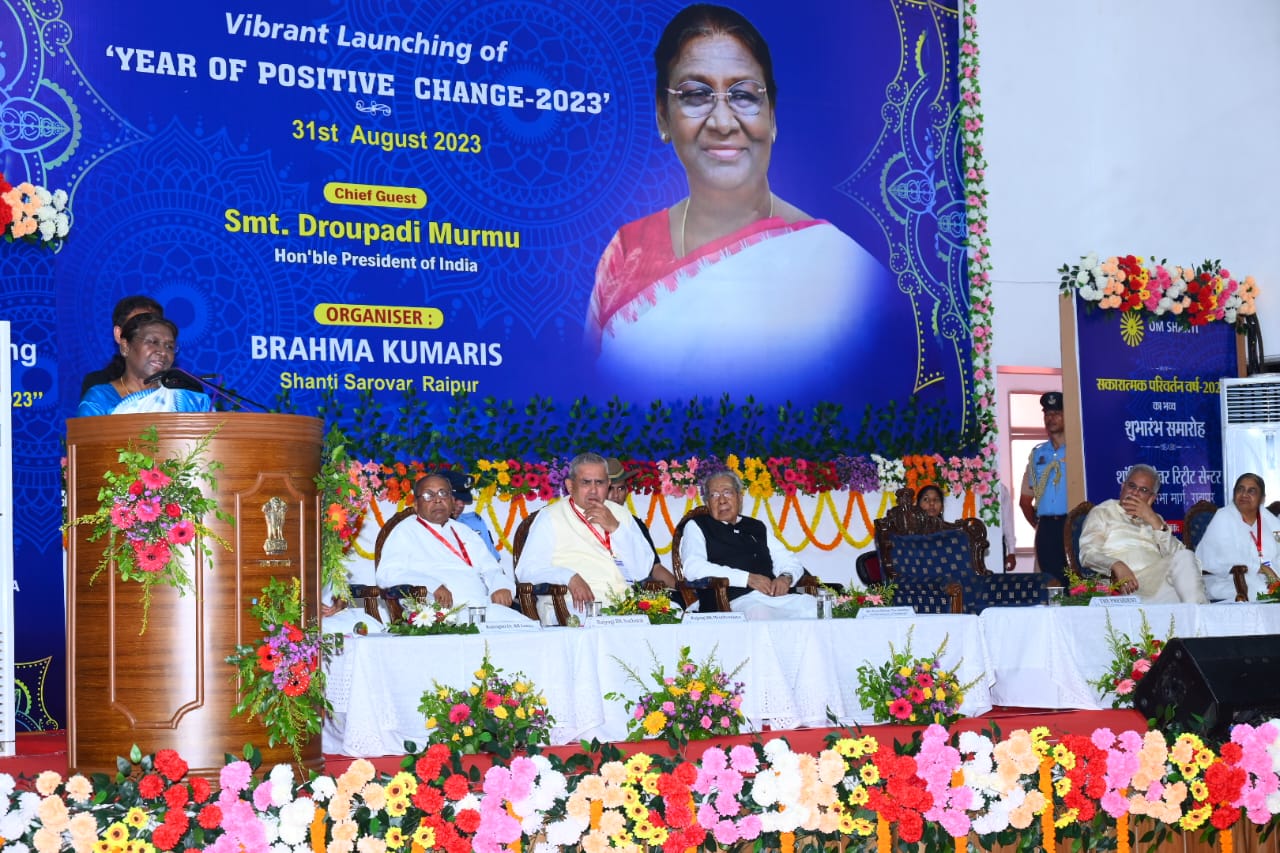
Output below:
[437,688,450,700]
[669,686,685,697]
[690,680,706,693]
[515,708,526,719]
[898,666,912,678]
[642,711,668,735]
[125,807,148,829]
[386,796,410,817]
[859,765,880,785]
[462,725,474,736]
[104,823,130,844]
[475,668,489,679]
[494,706,509,720]
[469,686,480,696]
[425,717,438,729]
[412,824,436,848]
[497,471,511,485]
[849,818,875,837]
[385,826,406,849]
[513,681,528,694]
[847,786,869,806]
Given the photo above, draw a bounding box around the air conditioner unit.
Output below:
[1221,376,1280,507]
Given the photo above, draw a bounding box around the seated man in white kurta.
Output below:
[1079,463,1208,604]
[679,470,815,620]
[517,452,655,613]
[377,473,530,622]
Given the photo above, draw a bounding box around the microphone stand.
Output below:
[152,367,273,413]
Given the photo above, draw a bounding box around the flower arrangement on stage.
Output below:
[1088,612,1172,709]
[603,583,681,625]
[315,425,365,602]
[1060,252,1259,326]
[0,171,70,247]
[607,644,747,749]
[829,583,896,618]
[65,425,231,632]
[855,629,975,726]
[14,718,1280,853]
[226,578,335,766]
[385,594,478,636]
[417,647,553,758]
[1259,578,1280,603]
[1054,568,1122,605]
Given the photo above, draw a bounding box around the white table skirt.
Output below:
[980,602,1280,709]
[324,614,992,756]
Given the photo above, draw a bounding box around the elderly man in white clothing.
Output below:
[1078,463,1207,604]
[518,452,656,613]
[377,472,530,622]
[679,470,814,619]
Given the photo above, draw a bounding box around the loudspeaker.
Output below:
[1134,635,1280,737]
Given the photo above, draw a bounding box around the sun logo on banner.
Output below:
[1120,312,1144,347]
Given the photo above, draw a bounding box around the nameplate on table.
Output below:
[592,615,651,627]
[683,611,746,623]
[1089,595,1143,607]
[855,606,916,619]
[477,621,542,633]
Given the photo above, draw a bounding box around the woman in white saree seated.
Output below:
[585,3,894,403]
[1196,473,1280,601]
[76,313,212,416]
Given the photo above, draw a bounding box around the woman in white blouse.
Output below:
[1196,473,1280,601]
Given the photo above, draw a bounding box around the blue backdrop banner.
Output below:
[0,0,968,727]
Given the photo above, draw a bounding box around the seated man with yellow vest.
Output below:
[518,452,656,612]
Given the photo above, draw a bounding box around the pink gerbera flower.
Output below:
[167,520,196,545]
[110,504,136,530]
[916,672,935,689]
[889,698,913,720]
[138,468,172,489]
[449,703,471,724]
[135,541,172,573]
[134,499,162,522]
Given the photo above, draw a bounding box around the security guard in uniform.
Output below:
[1019,391,1068,584]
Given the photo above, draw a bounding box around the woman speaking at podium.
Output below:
[76,313,212,416]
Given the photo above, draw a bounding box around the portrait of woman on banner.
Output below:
[584,3,900,404]
[76,313,212,417]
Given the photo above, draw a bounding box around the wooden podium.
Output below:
[65,413,324,776]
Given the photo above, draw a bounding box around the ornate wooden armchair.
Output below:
[669,506,820,611]
[510,509,571,626]
[1062,500,1095,578]
[1183,500,1248,602]
[873,487,1047,613]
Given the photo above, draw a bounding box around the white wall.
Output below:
[982,0,1280,369]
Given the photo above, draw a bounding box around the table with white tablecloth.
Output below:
[980,602,1280,709]
[323,614,992,756]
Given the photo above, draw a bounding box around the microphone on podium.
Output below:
[144,366,271,412]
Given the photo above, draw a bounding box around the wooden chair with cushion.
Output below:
[874,487,1047,614]
[510,509,571,626]
[1183,500,1248,602]
[1063,500,1095,577]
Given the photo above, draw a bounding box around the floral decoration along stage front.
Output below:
[65,425,233,633]
[11,719,1280,853]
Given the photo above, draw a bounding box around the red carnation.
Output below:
[164,784,189,810]
[138,773,166,799]
[151,823,183,851]
[197,804,223,830]
[165,502,182,518]
[638,599,651,610]
[454,808,481,834]
[413,785,444,813]
[155,748,189,782]
[129,480,146,497]
[442,773,470,801]
[190,776,212,803]
[673,761,698,786]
